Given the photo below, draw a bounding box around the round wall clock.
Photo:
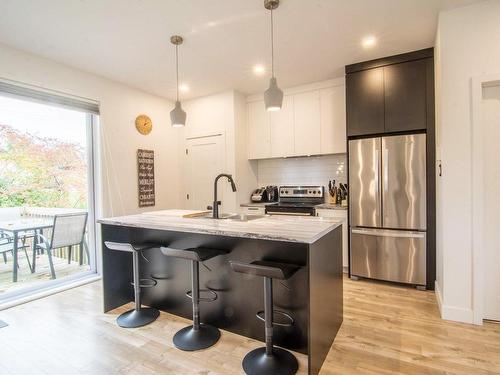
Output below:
[135,114,153,135]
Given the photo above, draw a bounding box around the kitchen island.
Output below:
[99,210,343,375]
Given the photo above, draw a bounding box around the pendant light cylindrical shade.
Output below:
[264,0,283,112]
[170,35,186,127]
[170,101,186,127]
[264,77,283,111]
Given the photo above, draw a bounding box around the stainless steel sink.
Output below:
[227,214,264,222]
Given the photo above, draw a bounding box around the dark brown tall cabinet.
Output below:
[346,68,384,136]
[345,48,436,290]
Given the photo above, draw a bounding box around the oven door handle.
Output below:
[266,211,312,216]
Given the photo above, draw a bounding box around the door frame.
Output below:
[471,73,500,324]
[184,132,227,211]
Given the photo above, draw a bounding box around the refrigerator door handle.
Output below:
[351,228,425,239]
[383,147,389,196]
[374,148,382,222]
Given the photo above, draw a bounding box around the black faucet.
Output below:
[209,173,237,219]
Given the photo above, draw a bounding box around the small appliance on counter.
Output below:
[265,185,324,216]
[250,186,278,203]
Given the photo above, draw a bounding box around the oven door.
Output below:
[265,205,315,216]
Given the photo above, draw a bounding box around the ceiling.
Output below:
[0,0,481,100]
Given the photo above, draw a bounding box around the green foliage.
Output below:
[0,124,88,208]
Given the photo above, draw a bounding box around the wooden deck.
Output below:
[0,251,90,294]
[0,276,499,374]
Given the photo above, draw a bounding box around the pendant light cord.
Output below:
[271,8,275,78]
[175,44,179,102]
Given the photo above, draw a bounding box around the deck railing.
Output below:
[0,206,89,265]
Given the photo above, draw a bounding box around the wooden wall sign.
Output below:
[137,149,155,207]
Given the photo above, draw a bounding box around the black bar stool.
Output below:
[230,260,299,375]
[161,246,226,351]
[104,241,160,328]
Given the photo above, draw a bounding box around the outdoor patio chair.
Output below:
[33,212,89,279]
[0,231,32,269]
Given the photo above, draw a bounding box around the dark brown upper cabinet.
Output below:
[384,59,427,132]
[346,67,384,137]
[345,48,433,137]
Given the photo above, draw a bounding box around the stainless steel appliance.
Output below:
[349,134,427,286]
[251,186,278,203]
[265,186,324,216]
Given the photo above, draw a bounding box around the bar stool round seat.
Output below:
[104,241,160,328]
[230,260,300,375]
[161,246,226,351]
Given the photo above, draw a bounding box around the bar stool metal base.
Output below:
[173,324,221,351]
[116,307,160,328]
[242,347,298,375]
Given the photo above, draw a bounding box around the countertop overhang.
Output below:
[98,210,341,244]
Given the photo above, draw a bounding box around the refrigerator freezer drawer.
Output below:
[350,228,426,285]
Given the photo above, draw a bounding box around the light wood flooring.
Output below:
[0,276,499,375]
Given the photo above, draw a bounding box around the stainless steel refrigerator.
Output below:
[349,134,426,286]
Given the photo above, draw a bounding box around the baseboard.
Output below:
[435,280,474,323]
[434,280,443,314]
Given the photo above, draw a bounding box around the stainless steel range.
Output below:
[265,185,324,216]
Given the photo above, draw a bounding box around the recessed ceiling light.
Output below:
[362,35,377,48]
[179,84,190,93]
[253,64,266,76]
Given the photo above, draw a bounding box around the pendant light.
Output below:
[170,35,186,127]
[264,0,283,111]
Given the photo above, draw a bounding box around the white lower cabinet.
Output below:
[240,206,266,215]
[316,208,348,270]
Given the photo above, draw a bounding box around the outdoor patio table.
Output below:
[0,218,53,282]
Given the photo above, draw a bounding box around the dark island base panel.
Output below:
[101,224,343,375]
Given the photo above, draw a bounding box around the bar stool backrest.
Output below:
[50,213,88,249]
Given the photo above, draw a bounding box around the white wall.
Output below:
[435,0,500,323]
[179,90,257,212]
[257,154,347,197]
[0,43,182,218]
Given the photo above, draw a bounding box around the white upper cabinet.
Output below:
[246,79,346,160]
[294,90,321,156]
[270,95,294,157]
[320,86,346,154]
[247,100,271,159]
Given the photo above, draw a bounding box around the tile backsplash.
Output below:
[257,154,347,198]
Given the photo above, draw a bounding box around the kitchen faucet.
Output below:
[209,174,237,219]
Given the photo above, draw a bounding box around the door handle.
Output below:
[351,228,425,239]
[383,148,389,193]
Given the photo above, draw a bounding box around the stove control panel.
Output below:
[279,186,324,198]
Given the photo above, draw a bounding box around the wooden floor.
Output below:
[0,252,90,293]
[0,276,499,375]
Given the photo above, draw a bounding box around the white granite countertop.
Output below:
[240,202,269,207]
[315,203,348,210]
[98,210,341,244]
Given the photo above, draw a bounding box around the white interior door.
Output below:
[185,134,225,212]
[482,83,500,321]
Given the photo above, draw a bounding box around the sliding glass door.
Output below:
[0,89,99,301]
